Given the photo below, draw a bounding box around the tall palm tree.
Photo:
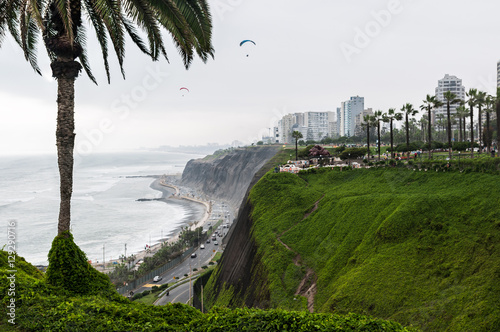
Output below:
[0,0,214,236]
[420,94,442,159]
[373,110,384,162]
[383,108,403,159]
[484,94,496,155]
[292,131,303,161]
[401,103,418,159]
[442,91,461,160]
[466,88,478,158]
[475,90,487,154]
[456,103,469,142]
[362,114,373,161]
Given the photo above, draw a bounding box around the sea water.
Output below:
[0,151,204,265]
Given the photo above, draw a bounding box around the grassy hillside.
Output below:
[210,167,500,331]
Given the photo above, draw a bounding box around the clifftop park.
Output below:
[2,145,500,331]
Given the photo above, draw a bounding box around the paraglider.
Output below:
[180,87,189,96]
[239,40,256,57]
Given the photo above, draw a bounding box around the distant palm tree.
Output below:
[401,103,418,159]
[292,131,303,161]
[484,94,496,155]
[420,95,442,159]
[0,0,214,235]
[456,103,469,142]
[442,91,461,160]
[466,89,478,158]
[373,110,384,162]
[383,108,403,159]
[363,114,373,161]
[475,91,487,154]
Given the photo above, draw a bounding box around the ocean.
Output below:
[0,150,205,265]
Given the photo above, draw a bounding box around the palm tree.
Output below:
[442,91,461,160]
[0,1,214,236]
[401,103,418,159]
[362,114,373,161]
[420,94,442,159]
[466,88,478,158]
[456,103,469,142]
[475,90,487,154]
[383,108,403,159]
[484,94,496,155]
[292,131,303,161]
[373,110,384,162]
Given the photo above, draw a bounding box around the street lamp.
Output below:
[348,153,351,167]
[458,151,461,168]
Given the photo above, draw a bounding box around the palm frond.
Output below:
[20,0,41,74]
[123,0,165,60]
[83,0,110,82]
[75,24,96,84]
[172,0,213,62]
[149,0,194,68]
[53,0,74,43]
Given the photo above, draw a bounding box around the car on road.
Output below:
[200,244,205,249]
[191,253,197,258]
[206,239,210,243]
[153,275,162,282]
[214,241,218,245]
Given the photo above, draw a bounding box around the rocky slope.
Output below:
[180,146,279,212]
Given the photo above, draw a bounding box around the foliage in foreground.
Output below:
[0,249,413,331]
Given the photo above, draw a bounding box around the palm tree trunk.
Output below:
[295,139,298,161]
[366,124,370,160]
[390,119,394,159]
[486,112,491,155]
[497,95,500,156]
[56,76,76,235]
[377,121,381,162]
[478,106,482,154]
[459,117,462,142]
[406,115,410,159]
[447,102,452,160]
[470,105,474,158]
[428,108,432,159]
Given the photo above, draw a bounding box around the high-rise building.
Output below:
[434,74,465,125]
[497,60,500,88]
[340,96,364,137]
[303,111,334,141]
[355,108,373,136]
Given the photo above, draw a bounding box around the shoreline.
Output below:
[91,176,212,273]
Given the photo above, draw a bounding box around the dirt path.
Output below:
[276,194,324,312]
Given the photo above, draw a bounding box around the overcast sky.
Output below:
[1,0,500,154]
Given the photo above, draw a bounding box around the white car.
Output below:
[153,275,162,282]
[200,244,205,249]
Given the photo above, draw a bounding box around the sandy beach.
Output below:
[92,176,212,272]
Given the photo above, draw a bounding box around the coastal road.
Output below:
[132,235,223,298]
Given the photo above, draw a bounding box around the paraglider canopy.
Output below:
[240,40,256,57]
[239,40,256,46]
[180,87,189,96]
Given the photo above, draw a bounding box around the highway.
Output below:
[130,226,227,305]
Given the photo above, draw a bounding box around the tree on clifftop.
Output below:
[0,0,214,237]
[292,131,303,160]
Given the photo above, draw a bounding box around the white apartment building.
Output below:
[278,111,334,143]
[340,96,365,137]
[434,74,465,125]
[497,60,500,88]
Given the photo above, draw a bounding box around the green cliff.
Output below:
[203,165,500,331]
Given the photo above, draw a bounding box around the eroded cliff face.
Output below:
[180,146,279,211]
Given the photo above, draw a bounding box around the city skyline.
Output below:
[1,0,500,154]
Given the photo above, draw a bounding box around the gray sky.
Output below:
[1,0,500,154]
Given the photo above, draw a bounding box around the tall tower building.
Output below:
[434,74,465,125]
[340,96,364,137]
[497,60,500,88]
